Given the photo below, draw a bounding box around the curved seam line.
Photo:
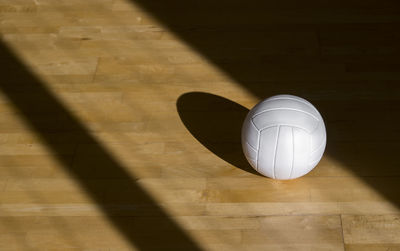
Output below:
[260,124,310,134]
[310,138,326,154]
[261,97,320,114]
[289,127,294,179]
[246,141,257,152]
[253,108,320,121]
[272,125,280,179]
[250,118,259,130]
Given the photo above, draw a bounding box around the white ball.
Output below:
[241,94,326,180]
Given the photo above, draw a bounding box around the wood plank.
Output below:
[0,0,400,249]
[342,215,400,250]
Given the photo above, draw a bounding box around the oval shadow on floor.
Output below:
[177,92,261,176]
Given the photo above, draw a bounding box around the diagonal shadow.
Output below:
[126,0,400,206]
[0,43,201,250]
[176,92,261,176]
[2,1,400,248]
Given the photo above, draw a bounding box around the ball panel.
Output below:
[241,113,259,150]
[257,126,279,177]
[294,163,314,178]
[243,141,258,167]
[244,153,257,171]
[265,95,318,111]
[252,109,319,133]
[309,122,326,166]
[309,138,326,164]
[255,97,321,120]
[291,127,312,179]
[310,121,326,151]
[274,126,294,180]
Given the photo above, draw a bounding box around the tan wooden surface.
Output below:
[0,0,400,250]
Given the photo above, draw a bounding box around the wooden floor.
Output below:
[1,0,400,250]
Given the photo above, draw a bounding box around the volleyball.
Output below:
[241,94,326,179]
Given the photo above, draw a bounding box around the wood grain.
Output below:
[0,0,399,250]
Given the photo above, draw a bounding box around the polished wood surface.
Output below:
[0,0,400,250]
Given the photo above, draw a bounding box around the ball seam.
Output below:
[256,129,260,172]
[261,96,320,115]
[259,124,308,134]
[272,125,280,179]
[289,127,294,179]
[252,108,320,122]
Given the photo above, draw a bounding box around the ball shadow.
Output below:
[177,92,261,176]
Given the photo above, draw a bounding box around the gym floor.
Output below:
[0,0,399,250]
